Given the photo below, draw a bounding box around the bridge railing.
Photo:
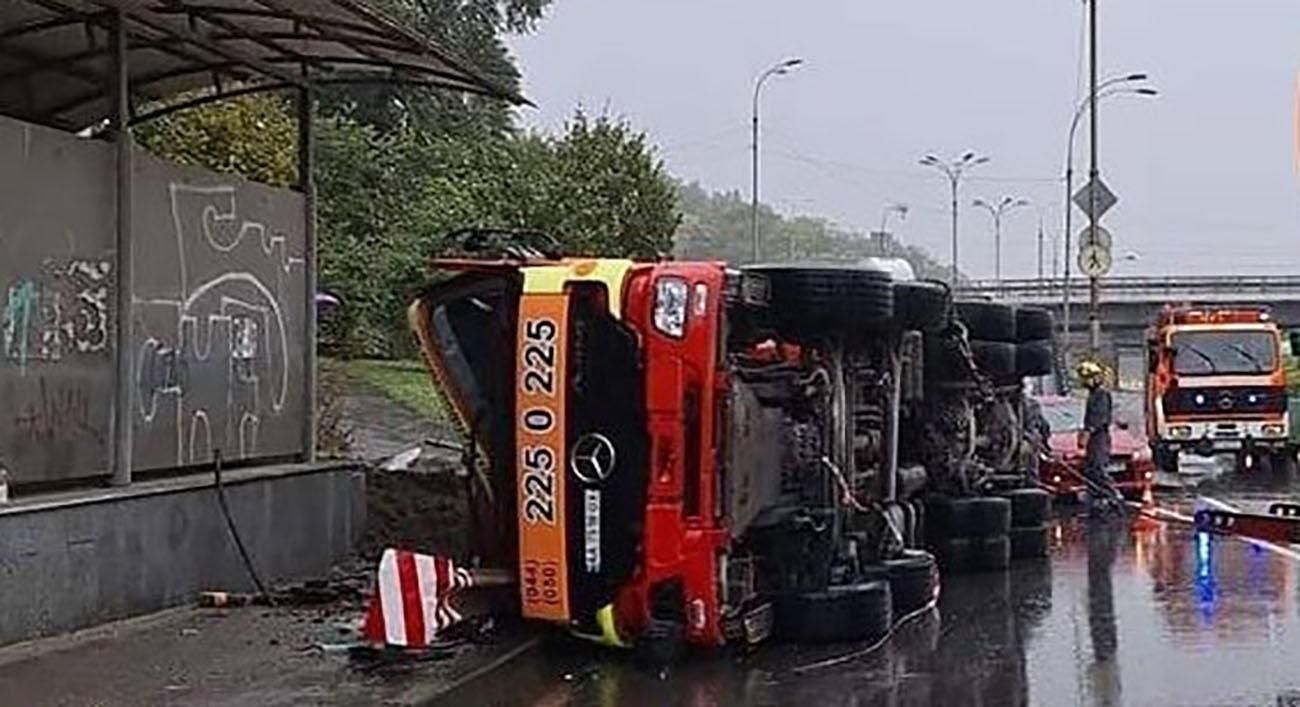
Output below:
[958,276,1300,303]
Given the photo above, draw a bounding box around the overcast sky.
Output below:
[510,1,1300,279]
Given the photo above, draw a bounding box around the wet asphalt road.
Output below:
[441,498,1300,707]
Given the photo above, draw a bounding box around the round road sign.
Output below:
[1078,242,1113,277]
[1080,224,1112,250]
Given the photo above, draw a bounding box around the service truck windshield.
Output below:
[1172,330,1277,376]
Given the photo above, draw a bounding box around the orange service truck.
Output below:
[1144,305,1291,473]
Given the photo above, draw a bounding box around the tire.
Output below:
[924,496,977,539]
[974,534,1012,571]
[1016,339,1055,378]
[969,496,1012,537]
[895,280,951,332]
[748,265,894,339]
[931,536,976,574]
[955,301,1016,342]
[1001,488,1051,527]
[773,581,893,644]
[1154,444,1179,474]
[924,335,974,383]
[970,340,1016,378]
[1010,524,1051,559]
[1015,307,1055,343]
[884,550,940,617]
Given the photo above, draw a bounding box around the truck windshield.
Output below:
[1172,330,1277,376]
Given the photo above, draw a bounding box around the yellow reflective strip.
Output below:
[521,260,634,318]
[595,604,628,648]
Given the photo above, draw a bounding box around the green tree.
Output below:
[674,181,957,280]
[321,0,553,135]
[135,93,297,188]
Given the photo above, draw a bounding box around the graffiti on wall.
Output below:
[134,182,303,466]
[2,259,111,373]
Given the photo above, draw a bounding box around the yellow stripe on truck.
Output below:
[522,259,635,317]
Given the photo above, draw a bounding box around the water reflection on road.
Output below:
[447,508,1300,707]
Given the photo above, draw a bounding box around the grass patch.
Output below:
[336,358,447,422]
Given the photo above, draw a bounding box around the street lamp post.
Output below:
[751,57,803,263]
[1061,75,1156,349]
[972,196,1030,290]
[920,152,990,285]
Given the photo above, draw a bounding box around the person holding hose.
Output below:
[1077,360,1122,514]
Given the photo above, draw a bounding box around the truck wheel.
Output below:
[932,536,977,574]
[1015,307,1055,343]
[970,340,1017,378]
[896,280,951,332]
[956,301,1016,342]
[748,265,894,339]
[1015,339,1055,378]
[1271,450,1297,481]
[1009,524,1051,559]
[773,581,893,644]
[1001,488,1051,527]
[969,496,1012,537]
[924,496,978,539]
[974,534,1012,571]
[1154,445,1179,474]
[884,550,940,617]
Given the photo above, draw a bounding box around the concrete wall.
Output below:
[0,113,308,485]
[0,463,363,646]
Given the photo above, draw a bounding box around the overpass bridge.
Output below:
[957,276,1300,387]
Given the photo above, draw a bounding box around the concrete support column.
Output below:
[110,10,134,487]
[298,88,317,462]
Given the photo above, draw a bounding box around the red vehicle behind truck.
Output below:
[408,230,943,661]
[1145,305,1291,473]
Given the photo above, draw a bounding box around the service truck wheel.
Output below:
[1015,339,1055,378]
[956,301,1017,342]
[748,264,894,340]
[774,581,893,644]
[896,280,951,332]
[970,340,1017,378]
[1015,307,1055,342]
[1154,444,1179,474]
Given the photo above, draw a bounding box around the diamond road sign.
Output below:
[1072,177,1118,220]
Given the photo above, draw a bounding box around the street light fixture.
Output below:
[972,196,1030,289]
[751,57,803,263]
[1060,74,1156,347]
[919,151,990,285]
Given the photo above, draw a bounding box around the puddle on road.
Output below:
[446,504,1300,707]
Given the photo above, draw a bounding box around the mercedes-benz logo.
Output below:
[1218,393,1235,410]
[571,432,617,485]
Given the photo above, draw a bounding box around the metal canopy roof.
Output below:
[0,0,525,131]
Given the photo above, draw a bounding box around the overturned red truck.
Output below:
[406,229,1048,660]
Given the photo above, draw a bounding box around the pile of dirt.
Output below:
[358,462,472,562]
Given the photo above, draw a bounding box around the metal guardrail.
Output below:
[958,276,1300,303]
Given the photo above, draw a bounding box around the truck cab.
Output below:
[1145,306,1289,472]
[407,230,942,660]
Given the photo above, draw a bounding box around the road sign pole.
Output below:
[1087,0,1102,355]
